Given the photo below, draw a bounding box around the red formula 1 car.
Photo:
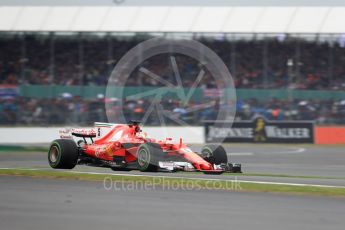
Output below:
[48,121,241,174]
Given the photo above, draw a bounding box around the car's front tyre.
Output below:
[201,144,228,165]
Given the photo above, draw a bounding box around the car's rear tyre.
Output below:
[48,139,79,169]
[201,144,228,165]
[136,143,162,172]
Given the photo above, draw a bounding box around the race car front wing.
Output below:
[158,161,242,174]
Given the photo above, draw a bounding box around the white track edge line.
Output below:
[1,167,344,189]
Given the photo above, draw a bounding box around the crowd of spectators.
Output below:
[1,34,345,90]
[1,33,345,126]
[1,95,345,126]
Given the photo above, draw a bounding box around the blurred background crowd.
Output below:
[1,33,345,125]
[2,33,345,90]
[1,96,345,125]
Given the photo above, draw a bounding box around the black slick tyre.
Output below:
[136,143,162,172]
[48,139,79,169]
[201,144,228,165]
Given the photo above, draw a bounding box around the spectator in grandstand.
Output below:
[2,34,345,91]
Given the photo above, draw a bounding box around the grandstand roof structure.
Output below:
[1,0,345,33]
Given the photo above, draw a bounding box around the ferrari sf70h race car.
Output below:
[48,121,241,174]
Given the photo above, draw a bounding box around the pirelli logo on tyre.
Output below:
[204,117,314,143]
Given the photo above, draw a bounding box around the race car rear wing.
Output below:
[59,127,96,142]
[59,121,139,141]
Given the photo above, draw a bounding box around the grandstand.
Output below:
[1,0,345,125]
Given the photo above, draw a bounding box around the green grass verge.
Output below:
[0,168,344,197]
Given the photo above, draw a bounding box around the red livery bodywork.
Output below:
[48,121,241,173]
[82,123,214,171]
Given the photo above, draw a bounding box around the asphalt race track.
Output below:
[0,144,344,186]
[1,144,345,230]
[1,176,344,230]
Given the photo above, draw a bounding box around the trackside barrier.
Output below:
[0,127,204,144]
[205,118,314,143]
[17,85,345,100]
[1,126,344,145]
[315,127,345,144]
